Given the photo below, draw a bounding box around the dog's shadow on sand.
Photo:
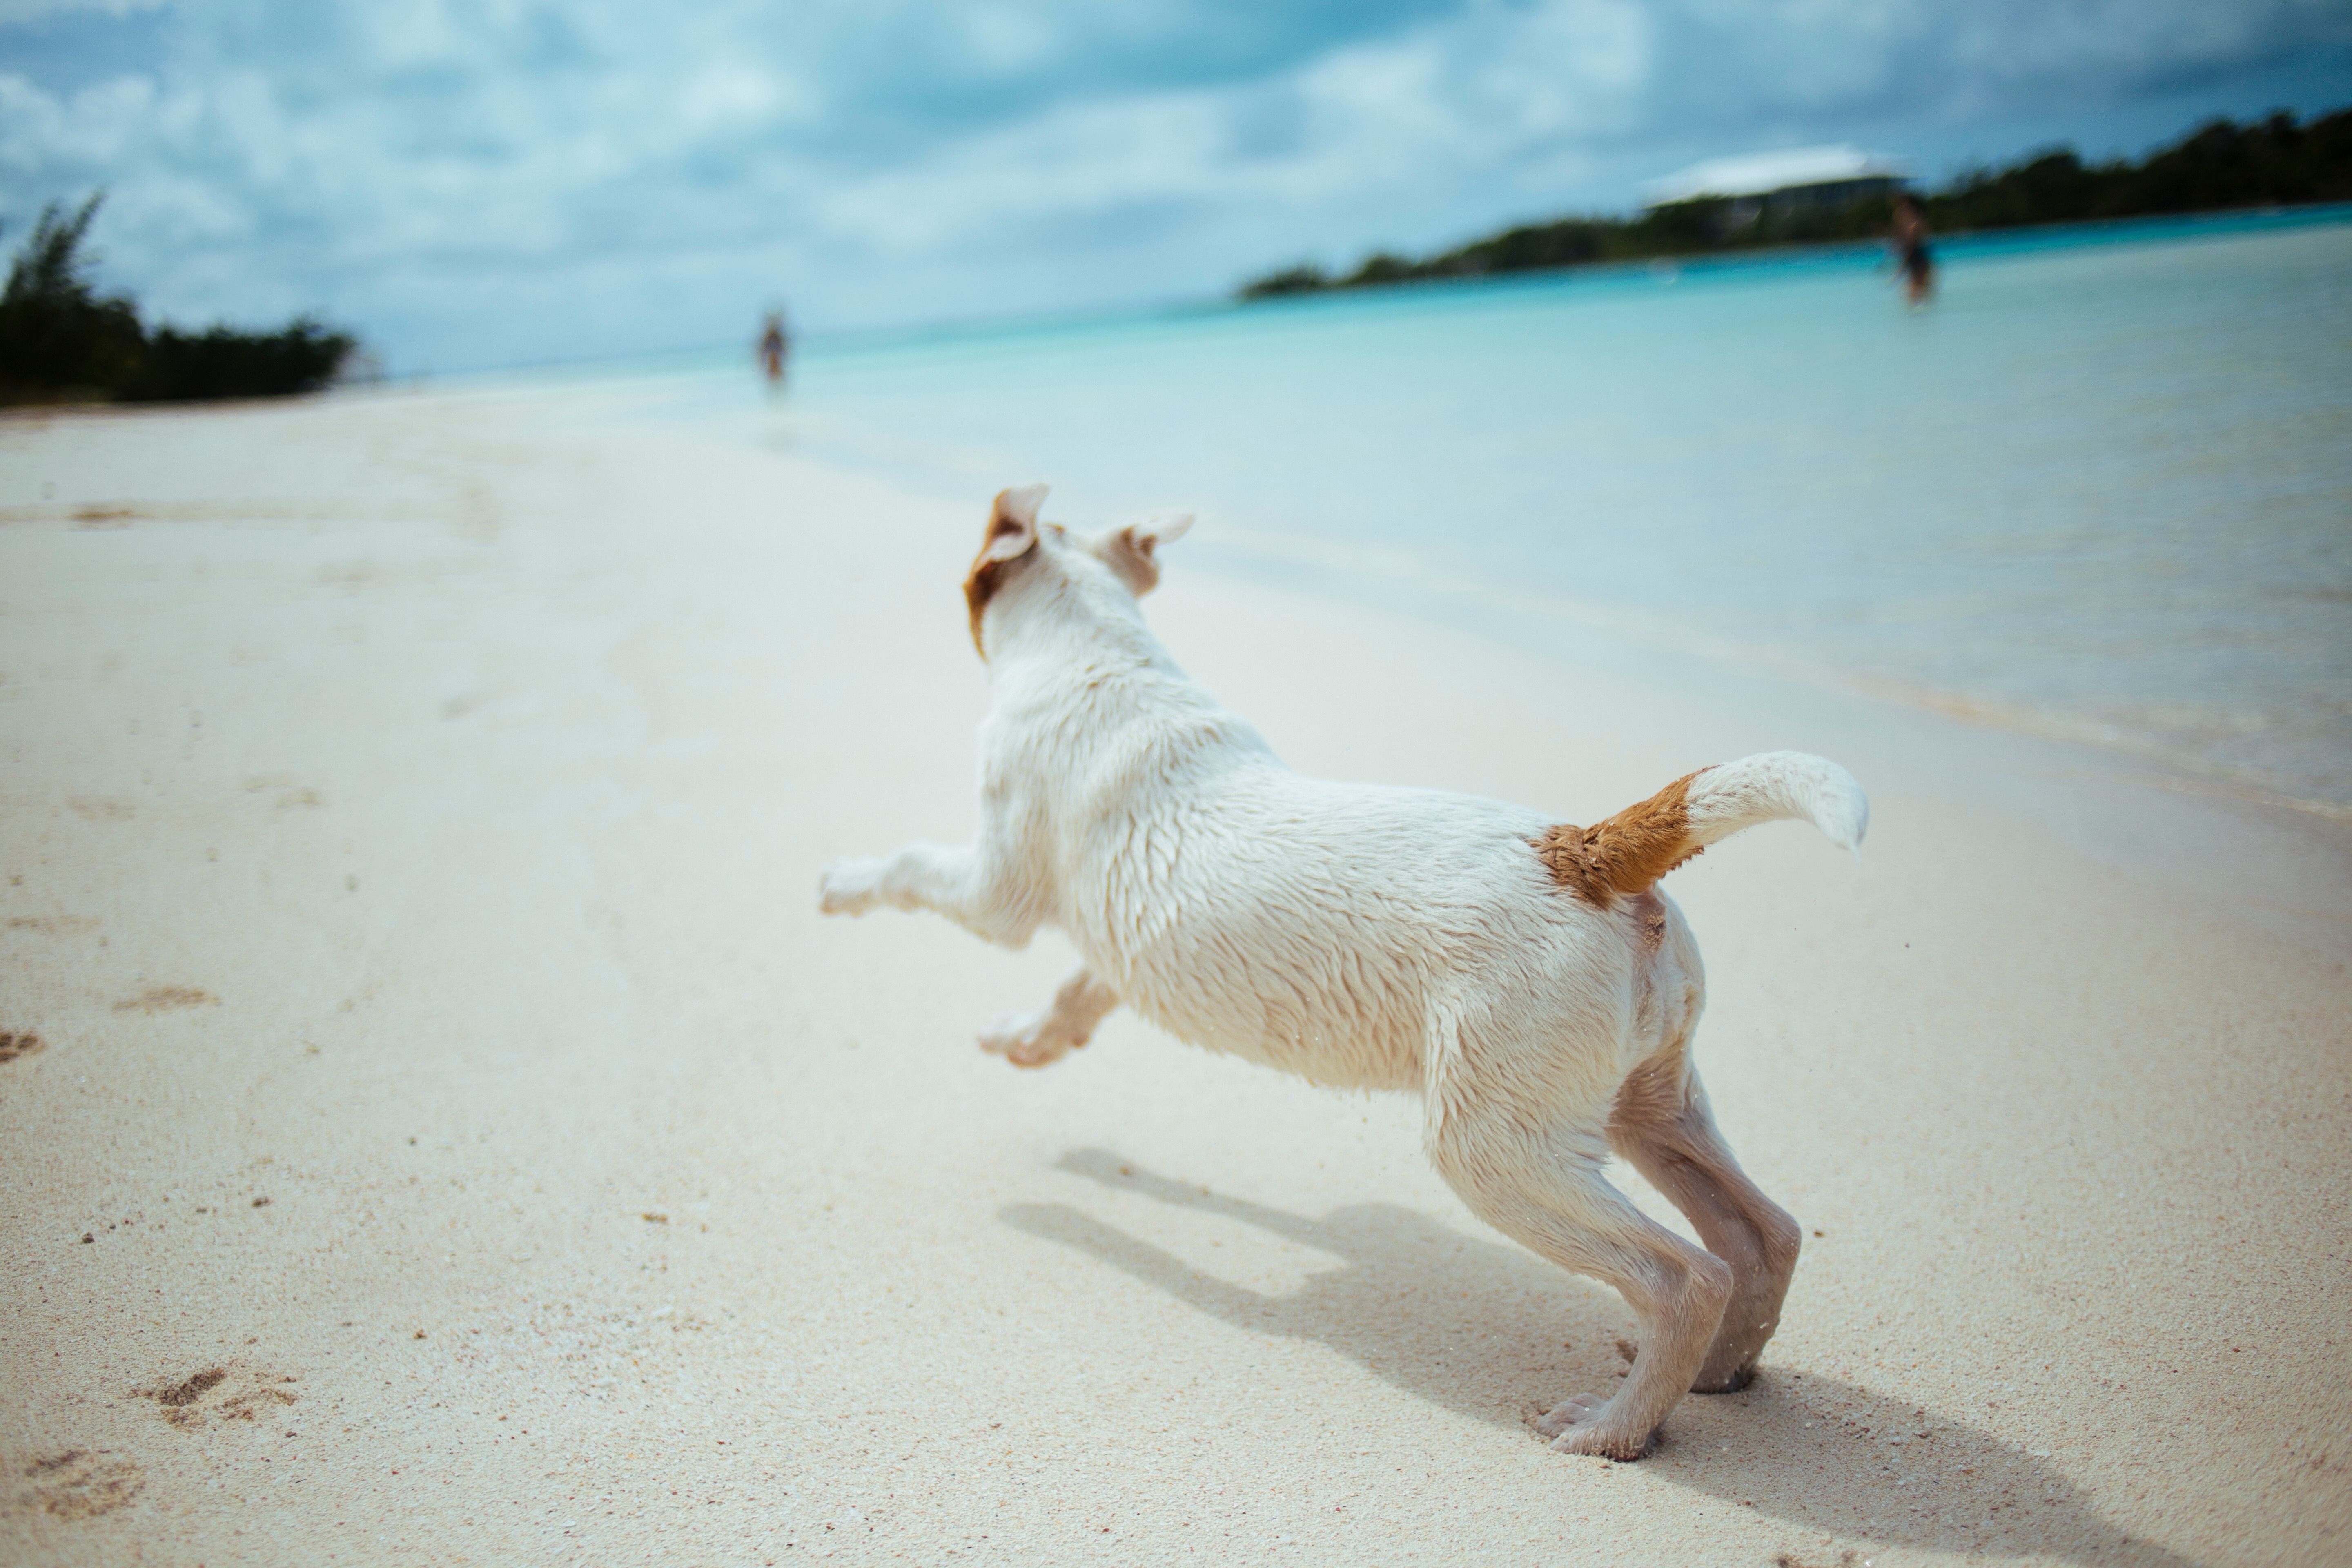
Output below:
[1003,1150,2194,1568]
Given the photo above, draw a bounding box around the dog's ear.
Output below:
[1092,513,1193,597]
[981,483,1049,564]
[965,484,1050,657]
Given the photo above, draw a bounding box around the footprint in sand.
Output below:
[112,988,218,1014]
[5,915,100,935]
[136,1365,298,1429]
[241,775,324,810]
[0,1032,43,1064]
[9,1449,145,1521]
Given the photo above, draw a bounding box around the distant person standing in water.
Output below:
[1890,192,1935,305]
[758,310,791,391]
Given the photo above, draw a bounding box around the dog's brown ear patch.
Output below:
[1531,769,1711,905]
[1094,526,1160,596]
[1091,514,1192,598]
[964,484,1049,655]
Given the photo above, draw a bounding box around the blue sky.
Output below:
[4,0,2348,373]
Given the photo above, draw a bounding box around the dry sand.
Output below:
[2,388,2347,1568]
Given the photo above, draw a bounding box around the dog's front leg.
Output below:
[978,967,1119,1070]
[818,841,1044,947]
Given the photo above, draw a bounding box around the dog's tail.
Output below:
[1531,751,1868,905]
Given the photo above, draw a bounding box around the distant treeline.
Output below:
[1240,106,2352,298]
[0,194,356,407]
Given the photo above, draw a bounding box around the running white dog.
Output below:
[818,484,1867,1460]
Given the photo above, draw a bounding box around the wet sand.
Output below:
[2,388,2346,1566]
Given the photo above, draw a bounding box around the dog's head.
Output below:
[962,483,1192,658]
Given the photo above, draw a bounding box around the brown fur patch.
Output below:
[1093,527,1160,597]
[1530,770,1709,905]
[1628,889,1669,955]
[963,549,1007,655]
[962,496,1040,656]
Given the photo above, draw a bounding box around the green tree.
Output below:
[0,191,359,405]
[0,194,147,402]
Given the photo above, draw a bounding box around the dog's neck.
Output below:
[983,560,1183,685]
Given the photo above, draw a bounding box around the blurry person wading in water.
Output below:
[1891,192,1935,305]
[758,311,791,390]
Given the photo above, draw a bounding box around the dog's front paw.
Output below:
[818,860,886,916]
[978,1011,1085,1070]
[1538,1394,1659,1461]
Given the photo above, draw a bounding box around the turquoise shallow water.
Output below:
[616,207,2352,813]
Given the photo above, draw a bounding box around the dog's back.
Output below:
[971,514,1859,1106]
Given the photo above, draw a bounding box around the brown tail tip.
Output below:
[1530,770,1708,905]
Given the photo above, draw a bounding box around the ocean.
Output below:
[613,206,2352,817]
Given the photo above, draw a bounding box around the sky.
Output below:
[3,0,2350,374]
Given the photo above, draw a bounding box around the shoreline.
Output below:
[514,214,2352,833]
[1240,198,2352,307]
[3,389,2346,1566]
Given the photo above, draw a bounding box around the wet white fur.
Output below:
[819,485,1866,1459]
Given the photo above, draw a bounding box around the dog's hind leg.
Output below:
[1426,1100,1732,1460]
[1607,1055,1802,1393]
[978,967,1118,1070]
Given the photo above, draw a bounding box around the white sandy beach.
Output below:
[2,388,2347,1567]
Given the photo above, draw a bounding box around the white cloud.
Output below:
[681,62,797,133]
[0,70,156,169]
[962,6,1060,74]
[807,0,1670,254]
